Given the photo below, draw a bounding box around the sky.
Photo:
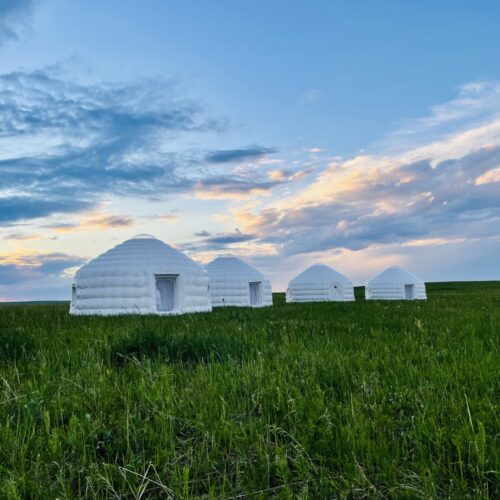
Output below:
[1,0,500,300]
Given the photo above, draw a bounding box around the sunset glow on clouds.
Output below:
[1,1,500,300]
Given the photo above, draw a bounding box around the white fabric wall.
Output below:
[70,235,211,315]
[286,264,355,302]
[206,257,273,307]
[365,266,427,300]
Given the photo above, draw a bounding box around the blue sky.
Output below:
[1,0,500,300]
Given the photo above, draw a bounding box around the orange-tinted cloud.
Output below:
[475,167,500,185]
[156,214,179,222]
[47,213,135,233]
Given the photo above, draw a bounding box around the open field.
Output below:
[0,282,499,498]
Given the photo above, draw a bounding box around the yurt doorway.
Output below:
[330,283,343,300]
[404,284,415,300]
[249,282,261,306]
[156,275,177,312]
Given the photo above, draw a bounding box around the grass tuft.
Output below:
[109,329,249,366]
[0,328,35,362]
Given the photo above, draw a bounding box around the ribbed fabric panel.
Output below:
[286,264,355,303]
[365,266,427,300]
[206,257,273,307]
[70,236,211,315]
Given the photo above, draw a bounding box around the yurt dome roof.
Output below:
[368,266,423,284]
[76,235,201,274]
[131,233,157,239]
[205,256,267,281]
[289,263,352,285]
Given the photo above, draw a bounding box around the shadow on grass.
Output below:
[0,328,35,362]
[110,330,249,367]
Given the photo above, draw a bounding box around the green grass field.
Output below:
[0,282,499,498]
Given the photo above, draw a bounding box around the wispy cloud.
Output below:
[378,81,500,157]
[1,232,39,241]
[192,176,281,200]
[156,214,180,222]
[194,230,211,237]
[0,0,36,46]
[205,146,277,164]
[182,229,257,252]
[202,230,256,245]
[45,213,135,233]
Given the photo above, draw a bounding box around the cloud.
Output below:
[0,69,202,222]
[0,69,284,224]
[203,230,256,245]
[267,168,312,182]
[475,166,500,185]
[0,196,92,223]
[2,232,39,241]
[230,82,500,259]
[45,213,135,233]
[0,0,36,46]
[181,229,258,254]
[205,146,277,164]
[156,214,179,222]
[402,237,466,248]
[192,176,281,199]
[235,147,500,255]
[377,81,500,158]
[0,251,85,301]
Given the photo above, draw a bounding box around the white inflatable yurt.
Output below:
[365,266,426,300]
[70,234,211,315]
[205,256,273,307]
[286,264,355,302]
